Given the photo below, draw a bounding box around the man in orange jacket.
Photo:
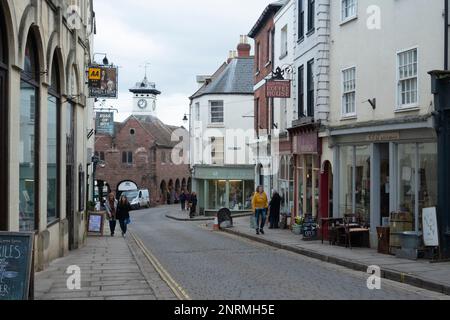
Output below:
[252,186,269,235]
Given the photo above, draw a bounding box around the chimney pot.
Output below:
[237,35,251,58]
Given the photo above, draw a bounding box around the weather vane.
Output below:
[139,62,151,78]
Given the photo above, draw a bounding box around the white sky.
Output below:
[93,0,271,126]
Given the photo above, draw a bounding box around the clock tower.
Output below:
[129,76,161,116]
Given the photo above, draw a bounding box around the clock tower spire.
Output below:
[129,73,161,116]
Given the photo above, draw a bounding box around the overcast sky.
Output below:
[93,0,270,126]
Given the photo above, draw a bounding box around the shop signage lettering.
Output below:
[366,132,400,142]
[0,232,34,300]
[88,65,118,99]
[294,132,318,154]
[95,112,114,136]
[266,80,291,98]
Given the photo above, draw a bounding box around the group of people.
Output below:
[251,186,282,235]
[179,190,198,218]
[104,193,132,237]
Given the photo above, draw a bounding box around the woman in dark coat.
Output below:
[189,192,197,219]
[117,195,132,236]
[269,190,282,229]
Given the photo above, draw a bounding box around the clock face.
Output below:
[138,99,147,109]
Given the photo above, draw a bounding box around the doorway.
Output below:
[320,161,333,219]
[66,103,76,250]
[380,143,390,224]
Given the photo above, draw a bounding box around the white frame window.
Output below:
[210,137,224,165]
[342,67,356,117]
[280,25,288,58]
[195,102,200,121]
[341,0,357,22]
[209,100,224,124]
[397,48,418,109]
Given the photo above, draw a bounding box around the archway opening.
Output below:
[160,180,167,204]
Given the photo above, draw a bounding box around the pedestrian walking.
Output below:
[104,193,118,237]
[180,191,186,211]
[252,186,269,235]
[269,190,281,229]
[189,192,197,219]
[117,195,132,237]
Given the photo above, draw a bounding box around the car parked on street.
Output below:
[121,189,151,210]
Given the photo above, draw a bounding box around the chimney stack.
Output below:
[237,35,251,58]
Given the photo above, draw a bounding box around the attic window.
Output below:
[130,129,135,135]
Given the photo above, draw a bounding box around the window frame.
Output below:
[280,25,288,59]
[396,47,419,111]
[306,59,315,118]
[341,66,357,118]
[307,0,315,34]
[210,136,225,166]
[209,100,224,125]
[195,102,200,122]
[298,65,305,118]
[298,0,305,41]
[341,0,358,24]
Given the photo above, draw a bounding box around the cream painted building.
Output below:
[0,0,96,270]
[326,0,448,246]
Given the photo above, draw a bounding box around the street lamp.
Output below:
[93,53,110,66]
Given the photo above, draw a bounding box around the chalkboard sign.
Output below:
[303,215,318,240]
[88,212,104,235]
[0,232,34,300]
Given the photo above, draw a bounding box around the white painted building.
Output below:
[326,0,448,247]
[188,38,256,215]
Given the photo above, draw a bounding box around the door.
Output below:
[0,68,7,230]
[66,103,77,250]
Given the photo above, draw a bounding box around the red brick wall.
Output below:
[253,18,275,84]
[95,118,190,206]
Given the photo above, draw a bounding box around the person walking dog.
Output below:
[252,186,269,235]
[117,195,132,237]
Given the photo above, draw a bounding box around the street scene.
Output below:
[1,0,450,307]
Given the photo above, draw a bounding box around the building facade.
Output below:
[0,0,96,270]
[95,76,191,206]
[327,0,447,246]
[189,38,255,216]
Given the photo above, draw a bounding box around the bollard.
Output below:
[213,216,220,231]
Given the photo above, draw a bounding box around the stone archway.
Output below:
[181,178,187,192]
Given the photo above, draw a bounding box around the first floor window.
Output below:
[122,151,133,164]
[210,137,224,165]
[342,67,356,116]
[195,102,200,121]
[342,0,357,21]
[209,101,224,124]
[397,48,418,108]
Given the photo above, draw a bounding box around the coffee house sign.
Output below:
[266,80,291,98]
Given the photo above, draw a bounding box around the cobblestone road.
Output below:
[130,206,449,300]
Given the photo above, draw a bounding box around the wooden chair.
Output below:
[342,214,370,249]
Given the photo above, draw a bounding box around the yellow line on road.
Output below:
[130,232,191,300]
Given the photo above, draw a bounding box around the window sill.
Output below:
[395,105,420,113]
[255,71,260,77]
[306,29,315,37]
[47,218,61,229]
[265,61,272,68]
[279,52,288,60]
[297,36,305,44]
[207,124,225,128]
[341,114,357,121]
[340,15,358,26]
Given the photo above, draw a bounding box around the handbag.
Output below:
[125,217,131,225]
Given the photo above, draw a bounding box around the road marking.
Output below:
[130,232,191,300]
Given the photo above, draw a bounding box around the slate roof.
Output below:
[115,115,186,148]
[190,57,254,100]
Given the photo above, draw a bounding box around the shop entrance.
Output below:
[0,8,8,231]
[320,161,333,219]
[379,143,390,224]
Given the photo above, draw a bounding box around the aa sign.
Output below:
[88,67,101,80]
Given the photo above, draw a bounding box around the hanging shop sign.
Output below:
[266,80,291,98]
[293,131,319,154]
[0,232,34,300]
[95,112,115,136]
[88,65,118,98]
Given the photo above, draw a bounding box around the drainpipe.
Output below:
[445,0,449,70]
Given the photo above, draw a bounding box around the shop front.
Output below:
[288,123,322,222]
[330,120,438,248]
[192,165,255,216]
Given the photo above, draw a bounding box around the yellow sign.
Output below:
[88,67,101,80]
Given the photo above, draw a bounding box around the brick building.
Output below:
[95,76,190,205]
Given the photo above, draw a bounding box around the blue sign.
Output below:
[0,232,34,300]
[95,112,115,136]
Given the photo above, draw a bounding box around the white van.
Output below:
[122,189,150,210]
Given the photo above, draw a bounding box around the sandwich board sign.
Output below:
[422,207,439,247]
[0,232,34,300]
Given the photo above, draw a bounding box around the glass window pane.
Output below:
[217,180,226,208]
[355,145,370,223]
[418,143,438,232]
[339,146,353,215]
[398,143,416,230]
[19,82,37,231]
[244,181,255,210]
[47,95,58,224]
[208,180,217,209]
[229,180,243,210]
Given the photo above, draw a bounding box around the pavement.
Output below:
[34,230,178,300]
[218,215,450,296]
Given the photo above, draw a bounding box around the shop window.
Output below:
[19,32,40,231]
[229,180,243,210]
[339,146,354,216]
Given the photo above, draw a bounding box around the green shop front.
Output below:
[192,165,256,216]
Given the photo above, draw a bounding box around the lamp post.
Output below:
[93,53,110,66]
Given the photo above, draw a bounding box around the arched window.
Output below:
[0,6,8,230]
[19,30,40,231]
[47,52,61,225]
